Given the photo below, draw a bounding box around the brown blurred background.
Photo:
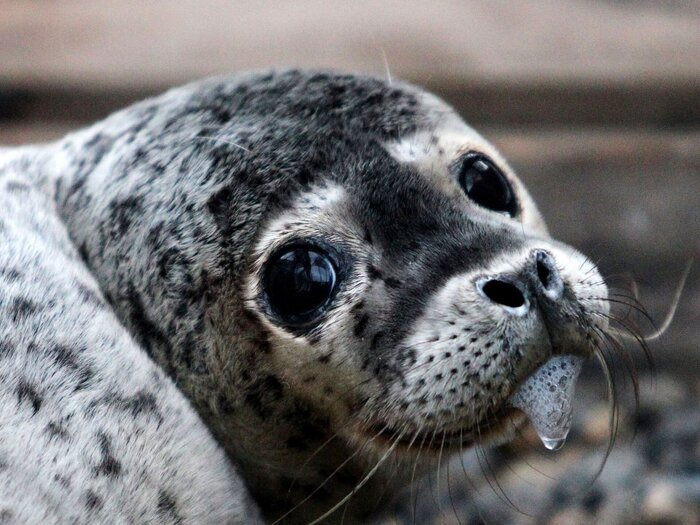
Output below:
[1,1,698,522]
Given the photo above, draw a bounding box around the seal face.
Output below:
[11,70,610,523]
[242,93,609,457]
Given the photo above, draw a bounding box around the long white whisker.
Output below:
[193,135,251,153]
[307,430,404,525]
[640,259,693,341]
[380,47,393,86]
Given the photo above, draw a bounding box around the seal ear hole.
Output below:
[457,153,518,217]
[263,244,338,325]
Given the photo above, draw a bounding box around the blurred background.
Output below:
[1,1,698,523]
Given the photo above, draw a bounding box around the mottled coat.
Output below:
[0,71,609,524]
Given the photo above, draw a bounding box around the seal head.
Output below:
[41,70,609,523]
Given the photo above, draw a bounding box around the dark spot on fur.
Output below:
[94,433,122,478]
[85,490,103,511]
[157,247,183,280]
[51,344,79,369]
[582,487,605,513]
[351,300,365,312]
[0,340,13,358]
[354,313,369,337]
[77,242,90,264]
[157,490,183,524]
[53,473,71,487]
[370,331,385,351]
[367,264,383,280]
[317,352,332,364]
[76,282,104,307]
[0,267,21,281]
[125,287,172,362]
[6,181,30,192]
[9,297,37,322]
[0,509,14,524]
[109,196,143,236]
[46,421,69,440]
[206,184,241,238]
[51,344,94,391]
[384,277,402,288]
[245,374,284,419]
[16,380,42,414]
[110,390,162,421]
[257,338,272,354]
[217,392,236,415]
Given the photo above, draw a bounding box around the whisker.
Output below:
[474,422,528,515]
[639,259,692,341]
[445,453,465,525]
[190,134,251,153]
[271,423,391,524]
[380,47,393,86]
[591,344,621,483]
[307,428,406,525]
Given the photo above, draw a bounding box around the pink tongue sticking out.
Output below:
[509,355,584,451]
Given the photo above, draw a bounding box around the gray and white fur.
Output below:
[0,70,610,524]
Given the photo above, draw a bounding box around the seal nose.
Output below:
[478,250,563,313]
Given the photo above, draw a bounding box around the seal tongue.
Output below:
[509,355,584,451]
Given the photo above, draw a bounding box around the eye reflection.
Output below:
[265,245,337,322]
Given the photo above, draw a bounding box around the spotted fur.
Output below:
[0,163,261,523]
[1,70,609,524]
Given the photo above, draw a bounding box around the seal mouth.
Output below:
[354,354,586,455]
[358,406,525,455]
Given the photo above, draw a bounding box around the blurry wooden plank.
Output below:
[1,0,699,126]
[490,129,700,168]
[3,0,698,86]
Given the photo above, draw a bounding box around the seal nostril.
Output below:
[481,280,525,308]
[535,250,564,298]
[537,256,552,289]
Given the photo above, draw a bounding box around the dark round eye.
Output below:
[264,245,337,323]
[459,154,518,216]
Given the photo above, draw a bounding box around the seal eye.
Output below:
[459,154,518,216]
[264,245,337,323]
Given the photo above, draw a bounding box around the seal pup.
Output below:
[1,70,610,523]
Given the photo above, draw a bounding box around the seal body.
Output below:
[0,162,261,523]
[0,71,609,523]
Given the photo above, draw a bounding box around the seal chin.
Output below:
[353,407,526,457]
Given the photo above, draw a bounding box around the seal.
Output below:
[0,70,610,524]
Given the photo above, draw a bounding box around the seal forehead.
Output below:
[383,124,548,236]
